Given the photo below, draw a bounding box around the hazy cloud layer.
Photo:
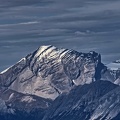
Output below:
[0,0,120,71]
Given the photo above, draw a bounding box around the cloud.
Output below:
[0,0,53,8]
[0,0,120,71]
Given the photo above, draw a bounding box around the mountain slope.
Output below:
[0,88,52,120]
[43,81,119,120]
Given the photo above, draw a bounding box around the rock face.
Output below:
[0,45,103,100]
[101,60,120,85]
[0,89,52,120]
[0,45,120,120]
[43,81,119,120]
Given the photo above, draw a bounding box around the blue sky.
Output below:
[0,0,120,71]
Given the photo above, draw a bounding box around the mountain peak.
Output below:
[35,45,68,60]
[0,45,103,100]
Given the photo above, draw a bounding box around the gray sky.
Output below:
[0,0,120,72]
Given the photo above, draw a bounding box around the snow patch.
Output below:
[0,58,26,74]
[107,63,120,70]
[21,96,36,103]
[9,93,15,100]
[59,49,70,58]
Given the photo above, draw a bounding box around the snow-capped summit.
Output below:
[101,59,120,85]
[107,61,120,71]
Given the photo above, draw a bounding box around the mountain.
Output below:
[0,45,120,120]
[0,89,52,120]
[101,60,120,85]
[0,45,104,100]
[43,81,119,120]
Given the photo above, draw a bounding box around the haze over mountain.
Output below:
[0,45,120,120]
